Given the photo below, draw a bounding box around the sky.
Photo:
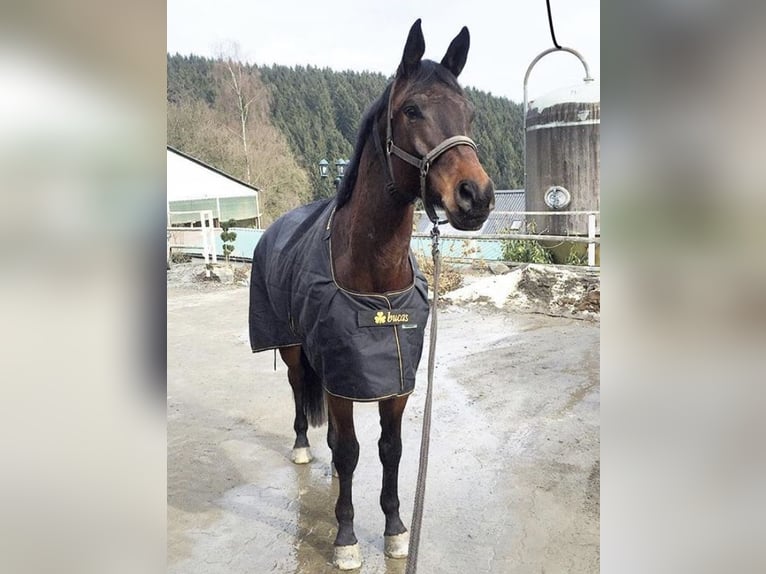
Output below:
[167,0,599,104]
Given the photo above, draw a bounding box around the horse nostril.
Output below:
[457,180,478,209]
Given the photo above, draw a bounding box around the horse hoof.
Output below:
[333,543,362,570]
[291,447,312,464]
[384,531,409,559]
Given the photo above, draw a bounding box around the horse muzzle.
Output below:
[449,179,495,230]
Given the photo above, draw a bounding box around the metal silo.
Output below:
[525,81,600,237]
[522,48,599,263]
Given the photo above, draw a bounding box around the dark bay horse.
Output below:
[249,19,494,569]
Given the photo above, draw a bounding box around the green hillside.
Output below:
[167,53,523,223]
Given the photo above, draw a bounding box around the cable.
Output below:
[546,0,562,49]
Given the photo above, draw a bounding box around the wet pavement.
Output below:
[168,284,599,573]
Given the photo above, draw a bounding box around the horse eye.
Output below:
[403,105,421,119]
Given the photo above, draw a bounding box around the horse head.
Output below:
[386,19,495,231]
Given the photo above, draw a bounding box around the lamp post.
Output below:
[318,158,349,193]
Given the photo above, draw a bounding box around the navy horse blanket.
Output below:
[249,198,430,401]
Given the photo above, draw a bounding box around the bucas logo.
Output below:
[359,309,414,328]
[374,311,410,325]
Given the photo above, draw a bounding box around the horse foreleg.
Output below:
[327,416,340,477]
[327,394,362,570]
[279,346,312,464]
[379,395,410,558]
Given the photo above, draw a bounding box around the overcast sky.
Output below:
[167,0,599,103]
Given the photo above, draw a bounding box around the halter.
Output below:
[375,77,479,226]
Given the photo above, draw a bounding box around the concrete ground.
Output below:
[168,276,599,573]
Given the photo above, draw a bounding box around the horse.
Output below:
[249,19,495,570]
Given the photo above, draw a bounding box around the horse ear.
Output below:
[441,26,470,78]
[397,19,425,77]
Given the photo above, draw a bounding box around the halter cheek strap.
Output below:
[379,78,479,226]
[389,135,478,224]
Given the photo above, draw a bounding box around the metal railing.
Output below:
[413,210,600,266]
[167,210,218,276]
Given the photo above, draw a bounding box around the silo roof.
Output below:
[529,81,600,112]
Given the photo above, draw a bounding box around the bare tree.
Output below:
[212,43,267,185]
[221,59,254,183]
[169,43,312,224]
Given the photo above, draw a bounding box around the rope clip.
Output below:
[430,224,440,255]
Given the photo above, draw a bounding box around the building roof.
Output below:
[167,146,260,202]
[415,189,526,235]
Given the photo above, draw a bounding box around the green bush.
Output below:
[220,219,237,264]
[501,238,553,264]
[501,222,552,264]
[565,244,588,266]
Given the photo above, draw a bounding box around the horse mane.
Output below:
[335,60,463,209]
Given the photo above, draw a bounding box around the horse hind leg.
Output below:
[379,395,410,559]
[279,346,326,464]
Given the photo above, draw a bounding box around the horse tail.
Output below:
[300,350,326,427]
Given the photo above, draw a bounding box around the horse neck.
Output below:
[332,142,417,294]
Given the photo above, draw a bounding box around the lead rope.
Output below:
[405,224,441,574]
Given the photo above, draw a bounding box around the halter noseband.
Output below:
[377,77,479,225]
